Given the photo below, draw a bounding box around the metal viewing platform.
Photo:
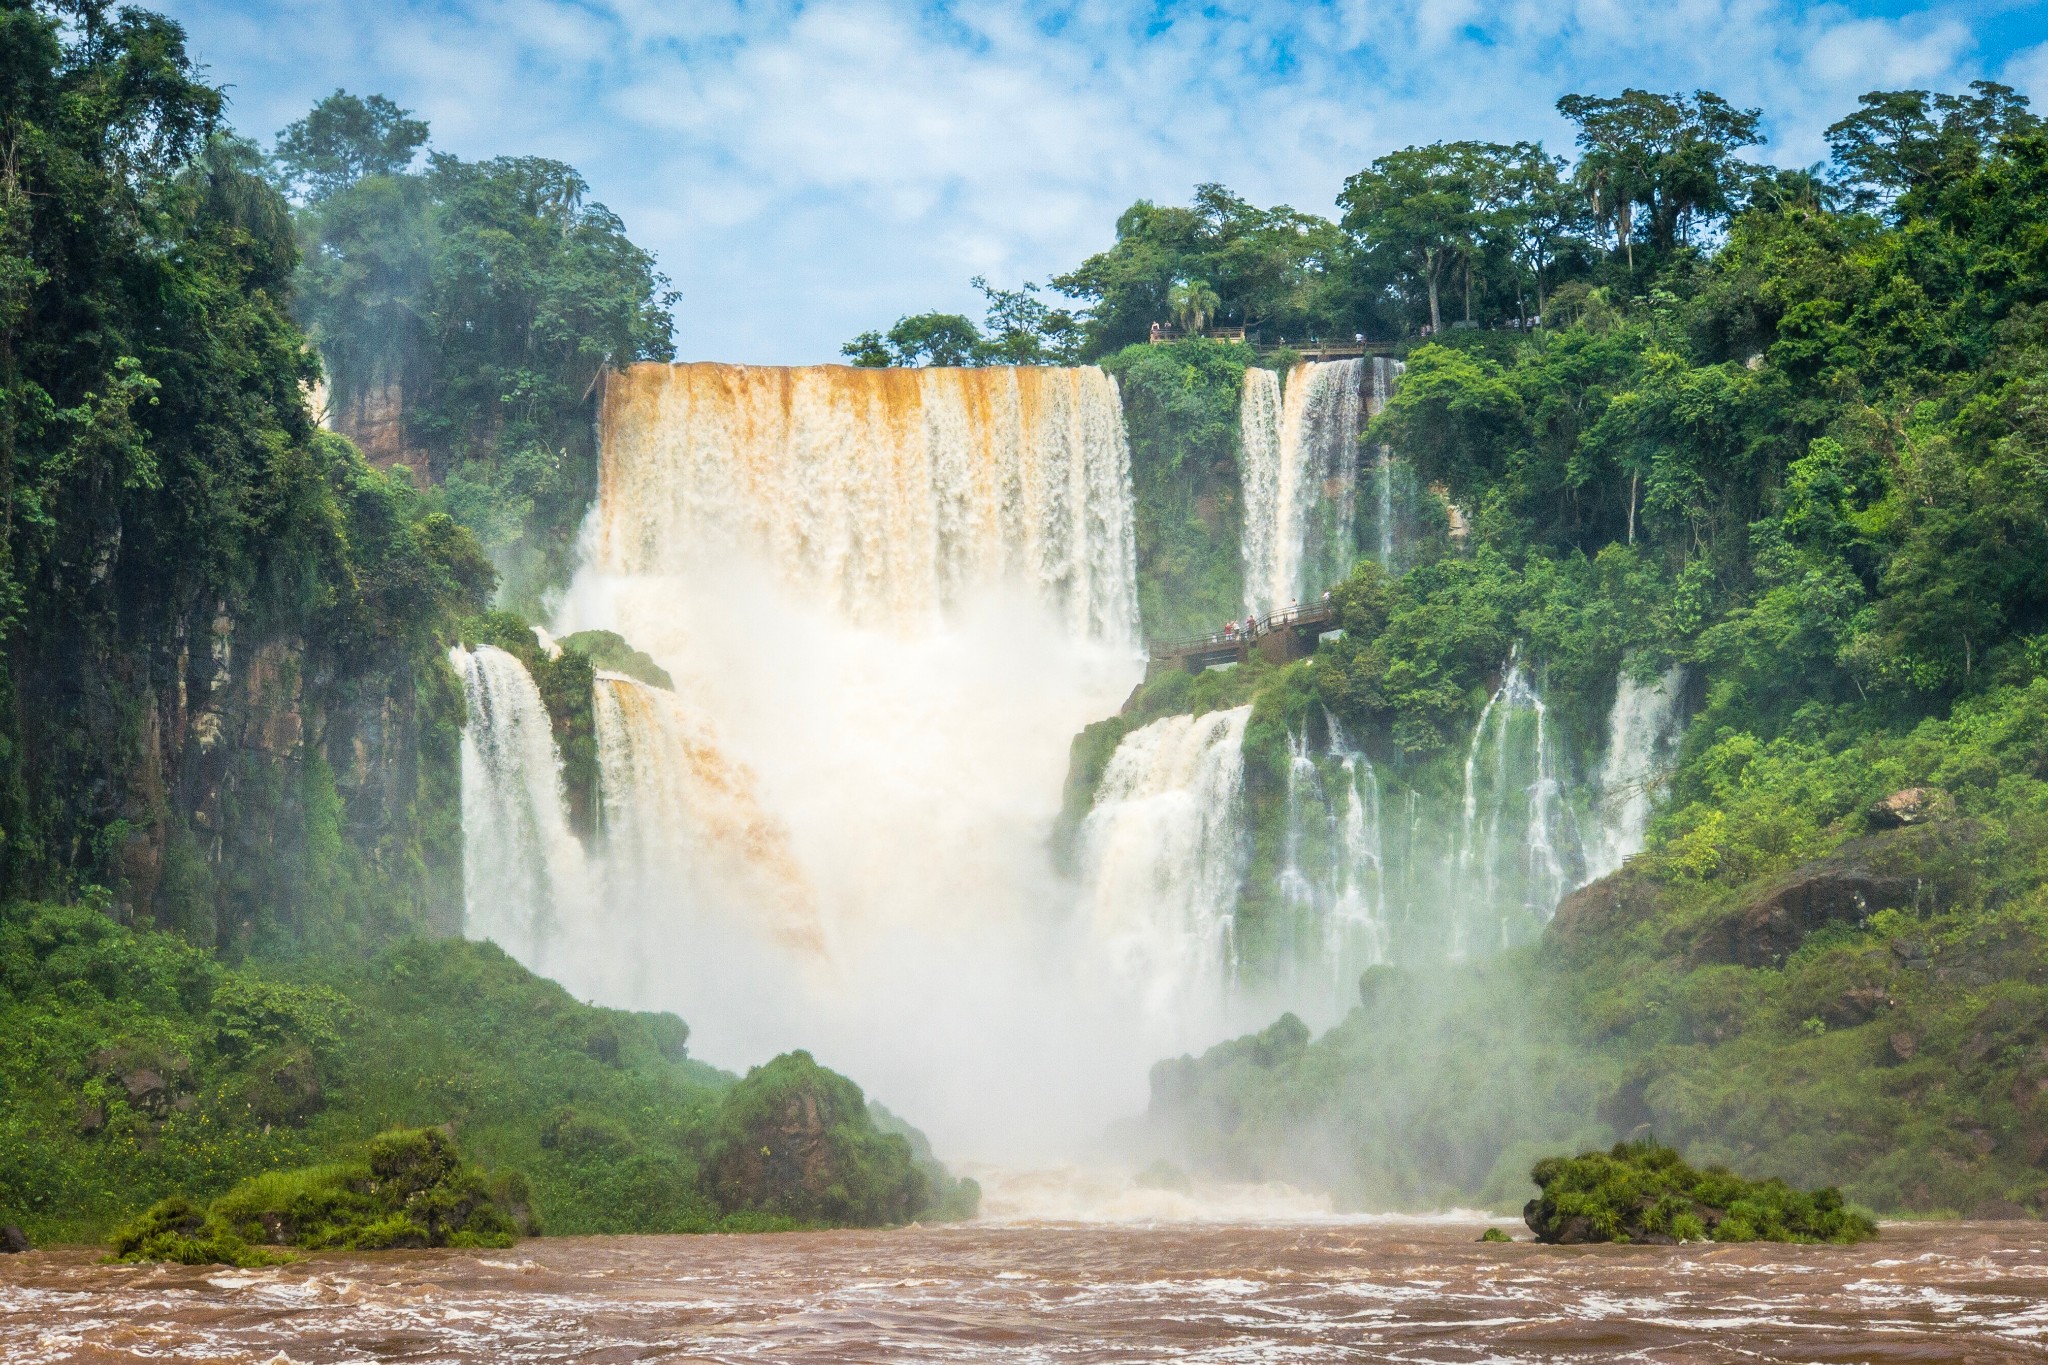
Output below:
[1144,601,1340,682]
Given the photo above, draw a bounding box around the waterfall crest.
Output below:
[595,363,1138,642]
[1584,664,1688,882]
[452,644,598,976]
[1078,707,1252,1021]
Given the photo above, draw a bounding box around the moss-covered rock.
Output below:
[703,1051,976,1227]
[209,1128,528,1251]
[1522,1139,1876,1245]
[106,1196,285,1267]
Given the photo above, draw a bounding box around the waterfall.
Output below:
[1237,368,1283,618]
[1584,664,1688,882]
[451,644,598,978]
[594,363,1138,642]
[1368,358,1404,569]
[1270,714,1390,1010]
[1240,358,1407,615]
[1452,660,1584,957]
[1323,713,1390,979]
[1239,361,1365,616]
[515,360,1149,1157]
[593,673,822,957]
[1078,707,1252,1022]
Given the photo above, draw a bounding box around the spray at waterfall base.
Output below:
[451,359,1688,1173]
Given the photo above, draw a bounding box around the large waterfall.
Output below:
[461,362,1151,1156]
[1238,358,1404,616]
[451,644,599,981]
[594,363,1138,640]
[1077,708,1253,1021]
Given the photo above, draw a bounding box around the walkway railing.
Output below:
[1147,601,1338,660]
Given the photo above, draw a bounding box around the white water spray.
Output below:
[1584,664,1688,882]
[451,644,599,981]
[1078,707,1252,1026]
[458,362,1167,1158]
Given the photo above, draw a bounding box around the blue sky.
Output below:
[156,0,2048,363]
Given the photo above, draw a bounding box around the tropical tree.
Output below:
[1339,143,1492,333]
[1557,89,1764,263]
[1167,279,1221,334]
[1825,82,2042,215]
[273,90,428,202]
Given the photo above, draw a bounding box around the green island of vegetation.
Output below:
[1523,1140,1876,1244]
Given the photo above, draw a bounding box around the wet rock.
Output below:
[1546,866,1663,950]
[1867,787,1954,831]
[1888,1031,1918,1062]
[1691,823,1980,968]
[89,1045,193,1121]
[1825,986,1893,1027]
[0,1226,28,1253]
[1967,1198,2033,1222]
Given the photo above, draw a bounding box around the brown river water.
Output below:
[5,1215,2048,1364]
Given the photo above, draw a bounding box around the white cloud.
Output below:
[159,0,2006,362]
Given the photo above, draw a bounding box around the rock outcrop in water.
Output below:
[702,1051,976,1227]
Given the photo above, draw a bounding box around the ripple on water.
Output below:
[5,1222,2048,1363]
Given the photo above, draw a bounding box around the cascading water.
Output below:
[1584,664,1688,882]
[1262,715,1391,1015]
[1236,369,1283,618]
[592,672,822,958]
[1451,660,1583,958]
[1369,359,1405,569]
[451,644,599,980]
[1077,707,1253,1022]
[466,361,1157,1157]
[1239,358,1405,615]
[593,363,1138,639]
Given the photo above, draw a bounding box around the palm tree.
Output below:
[1168,279,1222,335]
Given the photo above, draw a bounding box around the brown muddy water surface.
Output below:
[4,1219,2046,1362]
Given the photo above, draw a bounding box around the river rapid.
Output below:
[5,1218,2047,1362]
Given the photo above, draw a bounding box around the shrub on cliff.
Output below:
[1523,1139,1876,1244]
[703,1051,976,1227]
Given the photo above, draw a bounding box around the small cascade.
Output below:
[1368,358,1404,569]
[1584,664,1688,882]
[451,644,598,977]
[1078,707,1253,1021]
[1452,659,1584,956]
[593,673,823,956]
[1237,369,1283,617]
[1268,713,1392,1007]
[1239,359,1367,616]
[1322,713,1390,978]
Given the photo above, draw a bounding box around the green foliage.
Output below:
[558,630,673,689]
[1101,339,1259,638]
[290,97,675,611]
[1524,1138,1875,1244]
[208,1127,524,1251]
[106,1195,284,1267]
[273,90,428,202]
[703,1050,975,1227]
[842,277,1082,367]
